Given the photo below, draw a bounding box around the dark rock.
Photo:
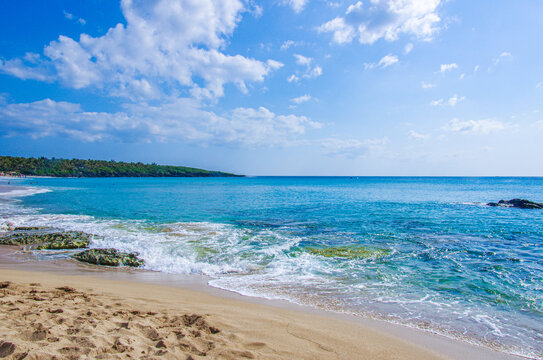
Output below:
[0,231,92,249]
[72,248,144,267]
[0,341,16,357]
[487,199,543,209]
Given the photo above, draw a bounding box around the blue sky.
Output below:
[1,0,542,175]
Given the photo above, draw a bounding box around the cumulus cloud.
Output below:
[439,63,457,73]
[441,118,508,134]
[364,54,398,69]
[404,42,414,54]
[1,0,280,100]
[320,0,442,45]
[0,98,322,146]
[320,137,388,157]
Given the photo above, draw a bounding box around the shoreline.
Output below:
[0,182,536,359]
[0,246,526,360]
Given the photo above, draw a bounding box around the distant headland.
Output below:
[0,156,242,178]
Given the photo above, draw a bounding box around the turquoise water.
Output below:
[1,177,542,358]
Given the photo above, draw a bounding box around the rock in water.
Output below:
[0,231,91,249]
[73,248,144,267]
[487,199,543,209]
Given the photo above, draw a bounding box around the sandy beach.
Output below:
[0,249,526,360]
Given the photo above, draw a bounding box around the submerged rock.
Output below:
[73,248,144,267]
[0,231,91,249]
[307,246,389,259]
[487,199,543,209]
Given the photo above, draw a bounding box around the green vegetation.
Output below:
[307,246,390,259]
[0,156,241,177]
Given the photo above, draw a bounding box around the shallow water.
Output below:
[1,177,542,358]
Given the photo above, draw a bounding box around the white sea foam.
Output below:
[0,187,51,198]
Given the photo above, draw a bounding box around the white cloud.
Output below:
[320,0,442,45]
[493,52,512,65]
[294,54,312,66]
[281,40,296,50]
[440,63,458,73]
[287,74,299,83]
[1,0,280,101]
[0,56,53,82]
[284,0,309,13]
[63,10,86,25]
[409,130,430,140]
[0,98,322,146]
[289,54,323,81]
[378,54,399,68]
[320,137,388,157]
[421,82,435,89]
[473,65,479,73]
[536,82,543,88]
[447,94,465,106]
[364,54,399,69]
[267,60,284,70]
[430,94,465,107]
[291,94,312,104]
[63,11,74,20]
[442,118,508,134]
[404,43,414,54]
[459,73,465,80]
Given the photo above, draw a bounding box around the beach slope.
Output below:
[0,268,442,360]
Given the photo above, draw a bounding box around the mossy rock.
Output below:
[307,246,390,259]
[13,226,50,231]
[36,239,89,250]
[73,248,144,267]
[0,231,91,249]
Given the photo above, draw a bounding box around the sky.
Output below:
[0,0,542,176]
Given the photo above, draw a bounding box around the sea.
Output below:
[0,176,542,359]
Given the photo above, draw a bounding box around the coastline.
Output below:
[0,246,526,360]
[0,185,536,359]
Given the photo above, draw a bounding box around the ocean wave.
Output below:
[0,186,51,198]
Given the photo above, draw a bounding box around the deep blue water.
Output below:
[1,177,542,358]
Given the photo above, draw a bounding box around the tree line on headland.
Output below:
[0,156,242,177]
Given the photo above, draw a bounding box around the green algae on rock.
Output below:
[0,231,91,249]
[13,226,50,231]
[307,246,390,259]
[73,248,144,267]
